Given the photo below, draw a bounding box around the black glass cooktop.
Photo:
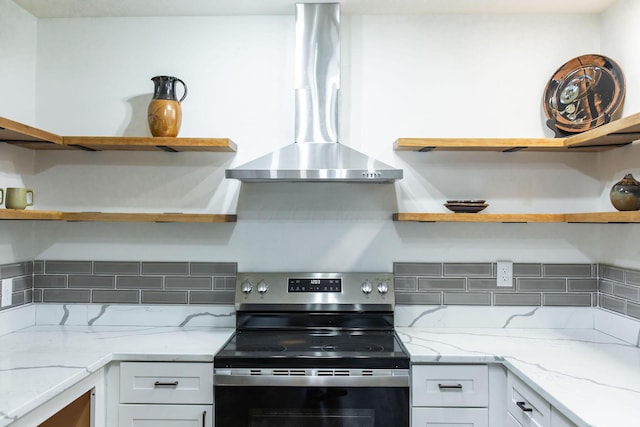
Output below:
[214,329,409,369]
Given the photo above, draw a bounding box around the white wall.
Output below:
[5,6,638,270]
[0,0,37,263]
[595,0,640,268]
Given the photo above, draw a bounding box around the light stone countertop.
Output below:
[397,326,640,427]
[0,325,234,427]
[1,304,639,427]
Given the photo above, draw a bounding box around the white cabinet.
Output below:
[411,364,489,427]
[118,404,212,426]
[118,362,213,427]
[506,371,577,427]
[412,408,488,427]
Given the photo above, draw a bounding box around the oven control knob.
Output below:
[257,280,269,294]
[241,280,253,294]
[377,281,389,294]
[361,280,373,294]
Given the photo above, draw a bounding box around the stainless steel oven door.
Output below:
[214,369,409,427]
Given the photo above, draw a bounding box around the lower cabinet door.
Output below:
[119,404,213,427]
[506,411,525,427]
[412,408,488,427]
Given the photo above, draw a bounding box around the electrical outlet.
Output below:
[1,278,13,307]
[496,261,513,287]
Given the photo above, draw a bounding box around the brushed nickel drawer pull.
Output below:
[154,381,179,388]
[516,401,533,412]
[438,383,463,390]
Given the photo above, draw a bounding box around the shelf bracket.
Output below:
[157,145,179,153]
[68,144,98,152]
[502,147,527,153]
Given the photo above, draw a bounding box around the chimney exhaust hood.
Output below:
[225,3,403,183]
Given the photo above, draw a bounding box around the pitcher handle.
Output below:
[176,78,188,103]
[26,190,34,207]
[0,189,3,205]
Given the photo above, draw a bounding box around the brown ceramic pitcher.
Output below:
[147,76,188,137]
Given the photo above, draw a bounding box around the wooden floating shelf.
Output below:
[393,212,640,223]
[62,136,237,152]
[0,210,237,223]
[394,112,640,152]
[0,116,237,152]
[0,116,64,147]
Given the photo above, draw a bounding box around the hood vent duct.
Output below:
[225,3,403,183]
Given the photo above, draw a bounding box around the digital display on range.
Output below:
[288,278,342,293]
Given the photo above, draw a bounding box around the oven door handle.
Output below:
[214,372,409,388]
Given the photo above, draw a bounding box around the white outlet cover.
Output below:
[496,260,513,287]
[1,278,13,307]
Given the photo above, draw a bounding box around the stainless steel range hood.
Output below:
[225,3,403,183]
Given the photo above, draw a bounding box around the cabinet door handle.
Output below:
[516,401,533,412]
[154,380,179,388]
[202,410,207,427]
[438,383,463,390]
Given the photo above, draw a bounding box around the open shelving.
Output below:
[0,116,237,152]
[0,209,237,223]
[393,211,640,223]
[394,112,640,152]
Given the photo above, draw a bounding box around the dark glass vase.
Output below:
[610,173,640,211]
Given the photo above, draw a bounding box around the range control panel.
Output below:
[235,272,394,312]
[288,278,342,293]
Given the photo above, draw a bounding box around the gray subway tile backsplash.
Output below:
[627,302,640,320]
[600,294,626,314]
[567,279,598,292]
[189,291,235,305]
[543,293,592,307]
[214,277,237,291]
[42,289,91,303]
[141,290,188,304]
[443,263,492,277]
[418,278,466,291]
[625,270,640,286]
[92,290,140,304]
[68,275,115,289]
[166,276,212,290]
[116,276,164,290]
[34,275,68,288]
[94,261,140,275]
[542,264,594,277]
[612,284,639,302]
[394,277,417,292]
[601,265,625,282]
[0,260,238,309]
[44,261,92,274]
[3,260,640,321]
[494,293,541,306]
[142,262,189,276]
[394,263,441,276]
[190,262,237,276]
[468,278,515,292]
[396,292,442,305]
[443,292,491,305]
[512,263,542,277]
[517,278,566,293]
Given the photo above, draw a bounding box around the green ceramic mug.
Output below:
[5,188,34,210]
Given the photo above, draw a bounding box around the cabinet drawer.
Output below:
[118,404,212,427]
[412,364,489,407]
[507,372,550,427]
[120,362,213,404]
[412,407,488,427]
